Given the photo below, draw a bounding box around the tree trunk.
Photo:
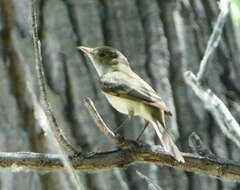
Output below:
[0,0,239,189]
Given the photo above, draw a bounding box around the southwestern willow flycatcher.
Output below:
[79,46,184,162]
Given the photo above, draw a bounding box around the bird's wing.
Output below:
[99,71,172,115]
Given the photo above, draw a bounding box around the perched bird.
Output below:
[78,46,184,162]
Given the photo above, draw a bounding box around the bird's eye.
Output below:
[99,52,105,57]
[110,52,118,58]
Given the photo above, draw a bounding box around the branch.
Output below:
[0,148,240,180]
[1,97,240,179]
[196,0,231,82]
[185,0,240,147]
[30,0,77,154]
[29,0,82,189]
[185,72,240,147]
[84,97,137,148]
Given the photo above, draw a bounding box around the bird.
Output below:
[78,46,184,162]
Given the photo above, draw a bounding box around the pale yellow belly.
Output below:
[104,93,153,121]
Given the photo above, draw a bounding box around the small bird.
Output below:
[78,46,184,162]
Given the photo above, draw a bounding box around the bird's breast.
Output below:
[103,93,154,121]
[104,93,135,115]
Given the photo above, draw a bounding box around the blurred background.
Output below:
[0,0,240,189]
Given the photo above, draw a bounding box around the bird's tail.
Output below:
[151,121,185,163]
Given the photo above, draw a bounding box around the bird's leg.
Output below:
[114,110,134,133]
[136,121,149,141]
[114,117,130,132]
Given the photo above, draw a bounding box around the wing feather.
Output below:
[99,71,172,115]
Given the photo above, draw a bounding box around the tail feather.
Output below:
[151,121,185,163]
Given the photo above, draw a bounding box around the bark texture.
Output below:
[0,0,239,189]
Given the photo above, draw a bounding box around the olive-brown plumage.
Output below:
[79,46,184,162]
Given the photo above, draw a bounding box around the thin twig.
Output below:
[196,0,231,82]
[29,0,83,189]
[84,97,138,148]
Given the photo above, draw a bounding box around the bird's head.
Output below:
[78,46,129,76]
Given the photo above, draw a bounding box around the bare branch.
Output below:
[29,0,82,189]
[185,0,240,148]
[0,148,240,180]
[185,72,240,147]
[196,0,231,82]
[30,0,77,154]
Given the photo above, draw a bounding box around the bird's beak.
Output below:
[78,46,93,55]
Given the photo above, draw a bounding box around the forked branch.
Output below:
[184,0,240,147]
